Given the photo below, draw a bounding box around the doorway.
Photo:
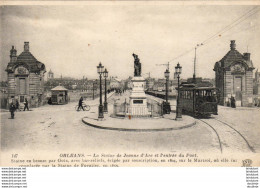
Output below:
[234,76,242,106]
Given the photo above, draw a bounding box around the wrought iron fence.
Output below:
[113,99,163,118]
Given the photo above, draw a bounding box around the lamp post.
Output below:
[97,62,104,120]
[103,68,108,113]
[175,62,182,120]
[164,68,171,114]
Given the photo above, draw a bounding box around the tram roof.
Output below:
[178,83,217,90]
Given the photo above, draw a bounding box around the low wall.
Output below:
[145,91,176,100]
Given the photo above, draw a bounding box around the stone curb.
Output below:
[82,117,196,132]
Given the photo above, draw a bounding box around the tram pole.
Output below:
[175,62,182,120]
[164,68,170,114]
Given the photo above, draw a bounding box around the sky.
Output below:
[1,5,260,81]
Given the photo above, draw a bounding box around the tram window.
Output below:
[204,90,214,102]
[205,90,211,96]
[187,91,190,99]
[180,91,183,98]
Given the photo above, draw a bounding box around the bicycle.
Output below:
[75,104,91,111]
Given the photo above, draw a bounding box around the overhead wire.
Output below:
[202,7,260,46]
[167,6,260,63]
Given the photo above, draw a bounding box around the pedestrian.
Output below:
[9,101,16,119]
[48,97,52,105]
[15,99,21,111]
[24,98,29,111]
[77,97,84,111]
[231,96,236,108]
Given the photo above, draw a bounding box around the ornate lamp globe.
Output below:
[164,69,170,79]
[103,68,108,78]
[97,62,104,74]
[175,62,182,75]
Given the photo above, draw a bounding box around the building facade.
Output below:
[5,42,46,107]
[253,69,260,95]
[214,40,254,107]
[110,77,121,90]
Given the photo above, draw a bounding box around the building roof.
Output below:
[51,85,68,91]
[111,77,121,82]
[6,42,45,73]
[214,40,254,71]
[220,50,244,64]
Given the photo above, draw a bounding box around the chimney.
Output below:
[230,40,236,50]
[24,42,29,52]
[10,46,17,63]
[243,53,251,61]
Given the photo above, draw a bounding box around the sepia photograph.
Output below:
[0,2,260,167]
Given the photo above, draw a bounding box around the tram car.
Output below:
[178,83,218,117]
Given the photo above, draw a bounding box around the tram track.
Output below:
[198,119,223,153]
[198,118,255,154]
[214,118,255,153]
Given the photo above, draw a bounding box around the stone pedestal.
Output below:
[129,76,150,116]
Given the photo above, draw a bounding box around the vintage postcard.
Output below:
[0,1,260,167]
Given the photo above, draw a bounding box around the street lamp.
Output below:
[164,68,171,114]
[175,62,182,120]
[103,68,108,113]
[97,62,104,120]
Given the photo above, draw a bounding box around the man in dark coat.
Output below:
[77,97,84,111]
[48,97,52,105]
[9,101,16,119]
[24,98,29,111]
[15,99,21,111]
[231,96,236,108]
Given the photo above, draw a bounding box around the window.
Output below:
[180,91,183,98]
[20,96,24,103]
